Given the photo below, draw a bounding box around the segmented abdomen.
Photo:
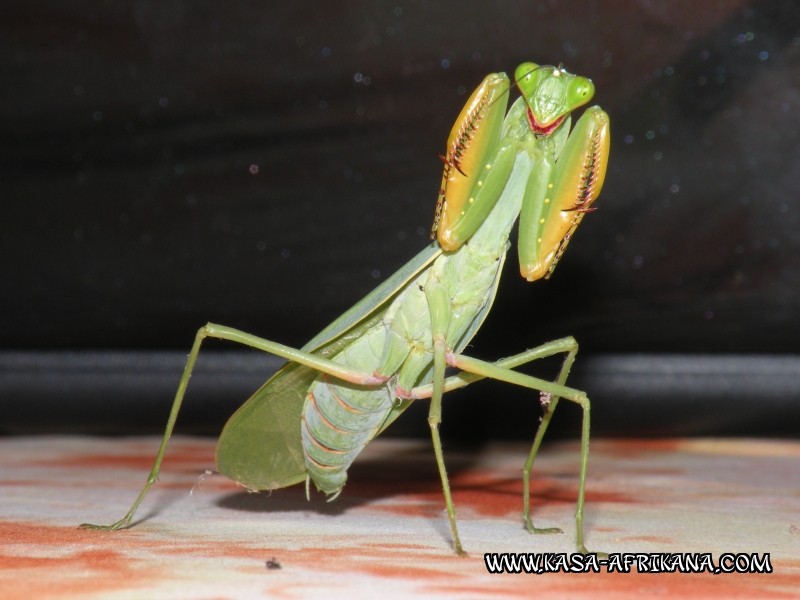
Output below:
[301,373,394,494]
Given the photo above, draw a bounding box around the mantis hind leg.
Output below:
[423,342,592,554]
[80,322,385,532]
[520,338,578,536]
[79,325,214,532]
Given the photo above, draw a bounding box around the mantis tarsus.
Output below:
[81,61,610,556]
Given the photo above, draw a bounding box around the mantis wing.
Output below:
[215,243,442,490]
[302,242,442,353]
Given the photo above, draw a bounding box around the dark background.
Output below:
[3,1,799,439]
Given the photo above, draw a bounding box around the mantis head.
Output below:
[515,62,595,135]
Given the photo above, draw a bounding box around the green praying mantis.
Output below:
[81,61,610,556]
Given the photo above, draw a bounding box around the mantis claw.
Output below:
[79,519,130,531]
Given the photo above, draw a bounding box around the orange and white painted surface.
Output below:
[1,436,798,599]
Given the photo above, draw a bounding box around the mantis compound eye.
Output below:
[514,61,541,84]
[568,78,595,108]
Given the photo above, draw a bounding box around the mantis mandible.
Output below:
[81,61,610,556]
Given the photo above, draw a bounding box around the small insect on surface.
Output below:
[81,61,610,556]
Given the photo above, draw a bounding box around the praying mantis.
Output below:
[81,61,610,556]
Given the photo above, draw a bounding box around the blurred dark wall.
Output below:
[3,1,799,436]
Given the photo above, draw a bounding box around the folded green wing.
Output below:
[215,243,442,490]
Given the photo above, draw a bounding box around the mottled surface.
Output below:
[1,436,798,598]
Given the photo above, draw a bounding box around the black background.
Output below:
[3,1,799,438]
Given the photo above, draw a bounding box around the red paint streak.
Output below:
[0,479,44,486]
[596,438,684,458]
[37,441,214,471]
[1,520,121,545]
[427,568,798,599]
[622,535,675,544]
[0,522,162,598]
[357,465,634,522]
[2,518,798,599]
